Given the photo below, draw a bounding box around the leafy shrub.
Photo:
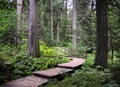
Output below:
[10,53,68,80]
[40,45,55,57]
[53,47,69,57]
[110,66,120,84]
[84,54,95,67]
[0,10,17,45]
[44,67,113,87]
[0,43,69,83]
[0,46,16,57]
[40,46,67,58]
[103,81,120,87]
[0,52,7,84]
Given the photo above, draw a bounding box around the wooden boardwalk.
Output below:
[33,67,73,78]
[0,76,48,87]
[0,58,85,87]
[58,58,85,69]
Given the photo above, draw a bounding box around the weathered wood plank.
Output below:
[33,67,73,78]
[58,58,85,69]
[0,76,48,87]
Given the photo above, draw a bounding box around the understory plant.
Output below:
[0,44,69,84]
[42,67,119,87]
[8,53,68,80]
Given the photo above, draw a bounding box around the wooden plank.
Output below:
[58,58,85,69]
[0,76,48,87]
[33,67,73,78]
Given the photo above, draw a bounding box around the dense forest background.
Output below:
[0,0,120,87]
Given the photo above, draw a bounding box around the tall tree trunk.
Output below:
[40,0,44,32]
[111,41,114,63]
[72,0,77,49]
[16,0,23,43]
[110,31,114,63]
[65,0,68,39]
[27,0,40,57]
[57,8,60,43]
[51,0,54,40]
[91,0,95,38]
[94,0,108,68]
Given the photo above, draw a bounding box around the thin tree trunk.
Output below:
[57,8,60,43]
[72,0,77,49]
[16,0,23,43]
[57,22,60,43]
[110,32,114,63]
[91,0,95,39]
[94,0,108,68]
[57,2,62,43]
[111,41,114,63]
[27,0,40,57]
[40,0,44,30]
[51,0,54,40]
[65,0,68,38]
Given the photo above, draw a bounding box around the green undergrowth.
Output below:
[41,53,120,87]
[41,67,119,87]
[0,53,69,84]
[9,54,68,80]
[84,53,95,67]
[110,65,120,85]
[0,44,69,84]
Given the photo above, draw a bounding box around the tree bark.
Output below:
[94,0,108,68]
[65,0,68,33]
[27,0,40,57]
[57,8,60,43]
[51,0,54,40]
[16,0,23,43]
[40,0,44,32]
[72,0,77,49]
[65,0,69,40]
[57,3,62,43]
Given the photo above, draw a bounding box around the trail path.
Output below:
[1,58,85,87]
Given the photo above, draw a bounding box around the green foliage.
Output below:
[40,45,68,58]
[0,10,17,45]
[0,52,8,84]
[103,81,120,87]
[108,51,120,66]
[40,45,56,57]
[52,47,69,57]
[110,66,120,84]
[43,67,117,87]
[42,53,120,87]
[0,53,6,70]
[84,54,95,67]
[76,0,96,52]
[0,43,69,83]
[0,0,120,86]
[108,3,120,59]
[10,53,68,79]
[0,46,17,57]
[0,0,16,10]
